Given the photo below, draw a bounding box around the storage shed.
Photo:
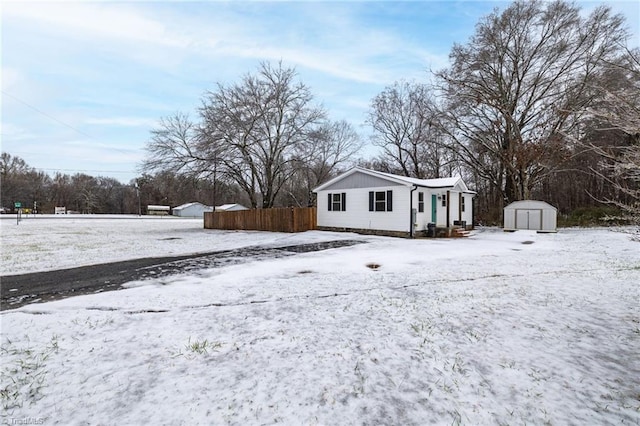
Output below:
[504,200,557,233]
[172,202,213,218]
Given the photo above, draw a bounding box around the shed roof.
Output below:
[173,202,211,211]
[215,203,249,211]
[313,166,475,193]
[504,200,557,211]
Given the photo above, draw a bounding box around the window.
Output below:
[441,193,447,207]
[375,191,386,211]
[368,190,393,212]
[461,195,466,212]
[327,193,346,211]
[418,192,424,213]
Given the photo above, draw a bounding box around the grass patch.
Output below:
[366,263,381,270]
[1,335,59,412]
[185,338,222,355]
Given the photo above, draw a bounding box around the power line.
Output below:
[2,90,97,140]
[1,90,140,156]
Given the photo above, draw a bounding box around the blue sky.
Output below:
[2,1,639,184]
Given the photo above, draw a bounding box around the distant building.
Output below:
[172,202,213,218]
[147,205,171,216]
[215,203,249,212]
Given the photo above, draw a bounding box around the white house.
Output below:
[313,167,475,237]
[172,202,213,218]
[215,203,249,212]
[504,200,557,233]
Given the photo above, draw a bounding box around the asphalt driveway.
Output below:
[0,240,363,310]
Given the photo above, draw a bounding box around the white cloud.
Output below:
[85,117,157,128]
[1,67,24,91]
[3,2,188,49]
[0,122,36,141]
[3,1,445,86]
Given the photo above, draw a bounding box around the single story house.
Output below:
[215,203,249,212]
[504,200,557,233]
[313,167,475,237]
[172,202,213,218]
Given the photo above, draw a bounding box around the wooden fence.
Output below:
[204,207,317,233]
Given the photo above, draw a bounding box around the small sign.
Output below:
[14,202,22,208]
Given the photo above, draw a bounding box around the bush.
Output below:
[558,206,631,227]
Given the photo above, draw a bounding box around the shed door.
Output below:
[515,209,542,230]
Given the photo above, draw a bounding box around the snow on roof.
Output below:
[173,202,211,211]
[147,205,171,210]
[314,166,475,193]
[505,200,557,210]
[217,204,236,209]
[216,203,248,211]
[366,168,463,189]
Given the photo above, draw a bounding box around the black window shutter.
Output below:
[341,193,346,211]
[328,193,332,211]
[369,191,374,211]
[386,190,393,211]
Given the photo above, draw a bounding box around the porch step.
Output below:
[452,228,471,238]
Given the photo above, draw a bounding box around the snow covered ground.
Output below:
[0,215,359,275]
[1,217,639,425]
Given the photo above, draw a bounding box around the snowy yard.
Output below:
[1,216,639,425]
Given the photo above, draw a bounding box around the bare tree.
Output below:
[283,120,362,206]
[200,62,325,208]
[367,81,448,179]
[436,0,629,206]
[587,48,640,136]
[584,48,640,223]
[142,113,216,177]
[142,112,226,207]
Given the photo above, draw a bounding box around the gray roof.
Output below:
[314,166,475,193]
[173,202,212,211]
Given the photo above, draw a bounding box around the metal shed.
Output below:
[172,202,213,218]
[504,200,557,233]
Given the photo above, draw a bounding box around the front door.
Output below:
[431,194,437,223]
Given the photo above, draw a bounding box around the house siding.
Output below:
[449,191,460,225]
[461,194,473,225]
[317,186,411,233]
[320,171,403,191]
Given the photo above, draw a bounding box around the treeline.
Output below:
[0,153,248,214]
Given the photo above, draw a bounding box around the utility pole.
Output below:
[135,181,141,216]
